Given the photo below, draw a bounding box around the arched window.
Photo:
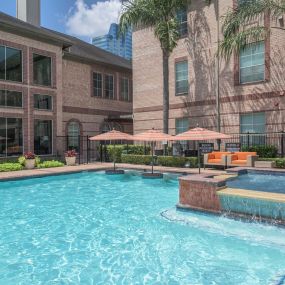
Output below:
[67,121,80,151]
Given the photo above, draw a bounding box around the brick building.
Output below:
[132,1,285,143]
[0,12,132,158]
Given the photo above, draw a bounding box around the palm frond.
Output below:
[154,19,180,53]
[219,26,269,59]
[220,0,285,58]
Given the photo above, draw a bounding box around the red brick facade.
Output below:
[132,0,285,135]
[0,27,132,157]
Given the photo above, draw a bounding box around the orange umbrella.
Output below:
[173,127,231,141]
[89,129,133,171]
[89,129,133,141]
[132,129,173,174]
[132,129,173,142]
[171,127,231,173]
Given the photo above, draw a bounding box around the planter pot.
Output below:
[65,156,76,166]
[25,159,35,170]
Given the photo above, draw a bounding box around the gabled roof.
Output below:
[0,12,132,70]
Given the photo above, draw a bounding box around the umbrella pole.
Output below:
[198,141,201,174]
[151,142,154,174]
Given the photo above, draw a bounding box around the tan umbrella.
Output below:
[171,127,231,173]
[132,129,173,175]
[89,129,133,171]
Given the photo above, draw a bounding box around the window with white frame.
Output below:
[175,118,189,134]
[0,90,22,108]
[177,8,188,37]
[175,117,189,150]
[0,45,22,82]
[34,94,52,110]
[67,121,80,151]
[240,112,266,145]
[93,72,102,97]
[175,61,188,95]
[240,41,265,84]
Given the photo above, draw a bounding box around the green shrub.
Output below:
[158,156,187,167]
[241,145,278,158]
[105,145,151,162]
[275,158,285,168]
[121,154,153,165]
[18,156,25,166]
[37,160,64,168]
[0,163,23,172]
[258,157,285,168]
[186,157,199,168]
[18,155,41,166]
[157,156,198,168]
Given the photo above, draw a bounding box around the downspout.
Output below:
[215,0,221,149]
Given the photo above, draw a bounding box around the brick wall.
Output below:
[62,59,132,137]
[132,0,285,134]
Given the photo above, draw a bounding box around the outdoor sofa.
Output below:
[204,151,259,168]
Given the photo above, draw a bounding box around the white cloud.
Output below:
[66,0,122,38]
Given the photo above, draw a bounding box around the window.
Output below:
[67,121,80,151]
[175,61,188,95]
[93,73,102,97]
[0,45,22,82]
[175,117,189,149]
[176,118,189,135]
[240,112,266,145]
[240,41,265,84]
[34,120,52,155]
[177,9,188,37]
[104,74,114,99]
[0,117,23,157]
[34,94,52,110]
[33,54,52,86]
[0,90,22,108]
[120,77,129,101]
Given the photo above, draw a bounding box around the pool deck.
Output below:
[0,163,225,181]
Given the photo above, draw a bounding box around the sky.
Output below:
[0,0,122,43]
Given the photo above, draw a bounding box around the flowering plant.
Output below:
[65,150,77,157]
[24,152,36,160]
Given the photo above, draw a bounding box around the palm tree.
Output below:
[119,0,190,134]
[219,0,285,58]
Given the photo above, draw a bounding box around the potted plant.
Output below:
[65,150,77,166]
[24,152,36,169]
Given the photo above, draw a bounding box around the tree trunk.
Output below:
[162,50,170,134]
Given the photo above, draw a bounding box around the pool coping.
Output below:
[0,163,225,182]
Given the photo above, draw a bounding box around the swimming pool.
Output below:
[0,171,285,285]
[227,171,285,193]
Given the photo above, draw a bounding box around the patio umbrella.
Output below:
[89,129,133,171]
[132,128,173,175]
[172,127,231,174]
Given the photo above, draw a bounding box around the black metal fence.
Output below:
[56,132,285,164]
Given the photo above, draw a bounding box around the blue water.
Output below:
[227,172,285,193]
[0,171,285,285]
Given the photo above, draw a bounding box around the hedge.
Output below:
[37,160,64,168]
[105,145,152,162]
[121,154,153,165]
[259,158,285,169]
[121,154,198,168]
[0,163,23,172]
[242,145,278,158]
[157,156,198,168]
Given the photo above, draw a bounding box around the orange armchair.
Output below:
[204,152,230,167]
[228,152,258,167]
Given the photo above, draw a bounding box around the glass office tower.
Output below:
[92,23,132,60]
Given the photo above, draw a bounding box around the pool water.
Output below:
[227,172,285,193]
[0,171,285,285]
